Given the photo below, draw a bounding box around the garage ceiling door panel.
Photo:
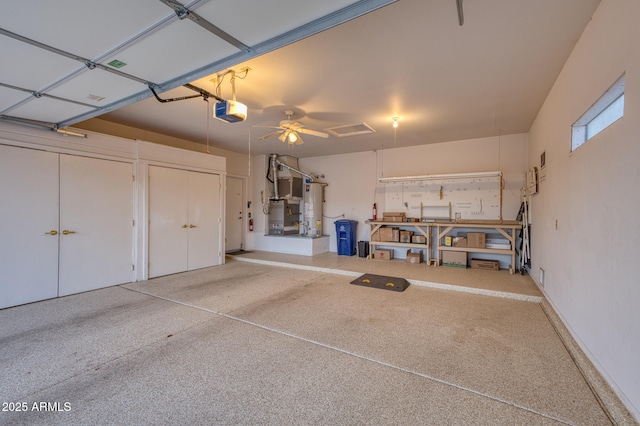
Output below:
[0,87,31,113]
[8,97,95,124]
[47,68,148,107]
[0,37,81,91]
[101,19,241,85]
[195,0,360,46]
[0,0,173,60]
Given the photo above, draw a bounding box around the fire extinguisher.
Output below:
[249,218,254,232]
[372,203,377,221]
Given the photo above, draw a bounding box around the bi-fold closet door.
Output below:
[148,166,221,278]
[0,144,134,309]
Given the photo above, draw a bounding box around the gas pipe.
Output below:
[372,203,377,221]
[249,218,254,232]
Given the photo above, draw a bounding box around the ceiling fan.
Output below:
[257,109,329,145]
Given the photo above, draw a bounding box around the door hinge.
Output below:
[132,219,135,226]
[132,264,135,271]
[132,175,135,182]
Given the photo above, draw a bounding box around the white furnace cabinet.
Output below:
[0,144,135,309]
[148,166,222,278]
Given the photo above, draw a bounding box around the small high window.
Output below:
[572,74,625,151]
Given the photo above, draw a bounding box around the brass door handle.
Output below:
[189,224,197,228]
[182,224,188,228]
[44,230,58,236]
[62,230,76,235]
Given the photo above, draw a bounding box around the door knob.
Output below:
[44,230,58,236]
[182,224,188,228]
[62,230,76,235]
[189,224,197,228]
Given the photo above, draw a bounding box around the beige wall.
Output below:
[248,134,527,256]
[76,118,249,176]
[528,0,640,418]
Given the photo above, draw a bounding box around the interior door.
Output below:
[225,176,244,252]
[187,171,221,270]
[148,166,188,278]
[0,145,59,309]
[58,154,134,296]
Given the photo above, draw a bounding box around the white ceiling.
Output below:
[1,0,601,158]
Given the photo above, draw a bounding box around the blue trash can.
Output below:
[335,220,358,256]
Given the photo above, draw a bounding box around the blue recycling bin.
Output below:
[335,219,358,256]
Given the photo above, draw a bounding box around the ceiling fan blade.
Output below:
[258,129,284,141]
[252,125,284,130]
[297,128,329,138]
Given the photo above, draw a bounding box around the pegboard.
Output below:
[383,174,502,220]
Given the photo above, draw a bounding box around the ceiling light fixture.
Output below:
[392,116,399,128]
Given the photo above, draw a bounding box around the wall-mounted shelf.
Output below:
[378,171,502,184]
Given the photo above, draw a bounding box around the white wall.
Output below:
[246,134,526,255]
[528,0,640,418]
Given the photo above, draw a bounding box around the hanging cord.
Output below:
[247,127,251,177]
[205,98,211,154]
[373,150,379,204]
[393,125,397,149]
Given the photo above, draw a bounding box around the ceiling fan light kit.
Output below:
[257,109,329,145]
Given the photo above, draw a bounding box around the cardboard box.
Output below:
[400,230,413,243]
[466,232,486,248]
[470,258,500,271]
[452,236,467,247]
[486,234,510,245]
[379,227,399,242]
[376,249,393,260]
[406,249,422,264]
[442,251,467,268]
[383,212,406,222]
[371,229,380,241]
[411,235,427,244]
[486,243,511,250]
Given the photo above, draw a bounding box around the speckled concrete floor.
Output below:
[0,255,627,425]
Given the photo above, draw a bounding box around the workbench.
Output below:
[366,220,432,264]
[434,220,520,273]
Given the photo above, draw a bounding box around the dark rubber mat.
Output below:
[226,250,252,255]
[350,273,410,292]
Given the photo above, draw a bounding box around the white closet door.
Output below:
[148,166,188,278]
[225,176,244,252]
[58,155,134,296]
[187,171,221,270]
[0,145,59,309]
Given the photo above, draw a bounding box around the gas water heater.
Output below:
[302,182,324,237]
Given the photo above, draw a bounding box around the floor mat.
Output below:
[350,273,410,292]
[226,250,252,255]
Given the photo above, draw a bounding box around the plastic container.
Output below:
[335,220,358,256]
[358,241,369,258]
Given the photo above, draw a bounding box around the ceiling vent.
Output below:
[325,122,375,138]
